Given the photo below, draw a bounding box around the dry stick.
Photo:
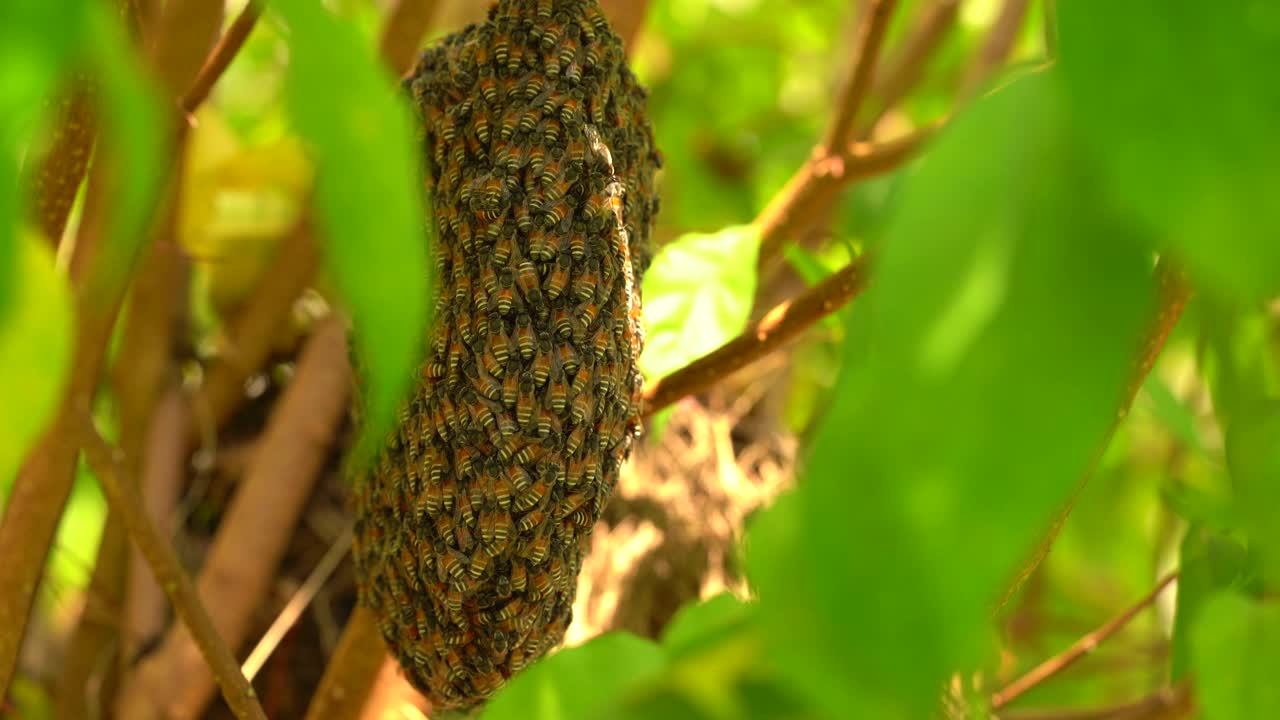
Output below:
[644,256,870,416]
[305,607,390,720]
[242,525,355,681]
[379,0,441,78]
[860,0,960,137]
[959,0,1032,100]
[183,0,263,112]
[191,219,322,446]
[79,420,268,720]
[121,317,353,720]
[821,0,900,156]
[146,0,225,104]
[29,79,97,248]
[997,263,1193,612]
[992,573,1180,710]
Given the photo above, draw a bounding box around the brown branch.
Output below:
[122,317,352,720]
[304,606,388,720]
[992,573,1179,710]
[755,121,940,270]
[28,79,97,248]
[959,0,1032,100]
[191,218,321,443]
[182,0,263,112]
[379,0,441,77]
[860,0,960,137]
[599,0,651,55]
[79,419,268,720]
[821,0,900,157]
[146,0,225,100]
[997,684,1194,720]
[645,256,870,416]
[997,262,1193,609]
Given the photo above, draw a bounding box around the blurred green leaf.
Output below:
[661,593,753,661]
[480,633,665,720]
[1057,1,1280,302]
[751,72,1154,717]
[1224,398,1280,584]
[640,224,759,380]
[1171,527,1255,679]
[0,233,73,495]
[782,244,830,288]
[1141,374,1205,455]
[272,0,431,464]
[1192,592,1280,718]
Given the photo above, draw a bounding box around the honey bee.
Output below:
[495,269,516,315]
[559,88,584,124]
[577,299,602,333]
[552,306,573,338]
[436,516,458,548]
[564,422,587,454]
[514,313,536,359]
[557,490,590,520]
[541,11,567,50]
[499,107,520,140]
[478,73,498,104]
[495,571,512,599]
[443,626,475,647]
[567,227,586,260]
[538,152,563,184]
[528,569,552,600]
[515,261,541,304]
[516,509,546,534]
[473,671,505,697]
[548,555,566,587]
[511,562,528,592]
[527,227,554,261]
[513,439,548,466]
[565,456,585,487]
[542,197,572,228]
[516,372,536,427]
[493,596,524,622]
[536,0,553,22]
[527,143,547,178]
[567,506,594,529]
[531,338,553,386]
[501,358,521,407]
[541,115,562,145]
[590,322,610,359]
[514,476,549,512]
[506,30,526,72]
[493,25,510,68]
[468,546,491,579]
[557,342,580,374]
[570,390,594,425]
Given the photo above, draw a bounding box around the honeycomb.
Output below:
[351,0,660,709]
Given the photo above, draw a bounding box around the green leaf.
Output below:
[1141,374,1205,455]
[272,0,431,464]
[480,633,665,720]
[1057,1,1280,302]
[1171,527,1254,679]
[1224,398,1280,584]
[751,72,1154,718]
[1191,592,1280,719]
[640,224,759,380]
[0,233,74,494]
[661,593,753,661]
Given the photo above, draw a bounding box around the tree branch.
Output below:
[822,0,900,156]
[861,0,960,137]
[379,0,441,78]
[182,0,263,113]
[996,684,1193,720]
[645,256,870,416]
[959,0,1032,100]
[992,573,1179,710]
[28,78,97,248]
[121,317,352,720]
[303,606,388,720]
[79,419,268,720]
[755,121,940,270]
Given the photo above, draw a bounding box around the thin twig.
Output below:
[997,684,1193,720]
[379,0,441,77]
[959,0,1032,100]
[822,0,900,156]
[242,524,354,681]
[182,0,263,112]
[645,256,870,416]
[755,121,940,270]
[79,419,268,720]
[123,317,352,719]
[860,0,960,137]
[998,262,1192,609]
[304,606,389,720]
[992,573,1179,710]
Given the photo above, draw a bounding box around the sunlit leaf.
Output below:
[661,593,753,661]
[0,233,74,494]
[481,633,665,720]
[751,72,1153,717]
[1171,527,1257,679]
[641,224,759,380]
[1192,592,1280,718]
[1224,398,1280,584]
[1058,1,1280,302]
[272,0,431,464]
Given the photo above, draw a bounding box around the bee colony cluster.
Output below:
[351,0,660,709]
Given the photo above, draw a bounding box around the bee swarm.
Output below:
[351,0,660,710]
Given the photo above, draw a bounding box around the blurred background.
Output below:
[4,0,1273,718]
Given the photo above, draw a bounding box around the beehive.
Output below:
[351,0,660,709]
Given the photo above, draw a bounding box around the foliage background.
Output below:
[2,0,1278,718]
